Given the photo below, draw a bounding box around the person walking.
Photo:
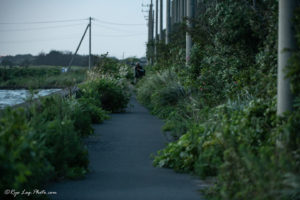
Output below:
[134,62,145,83]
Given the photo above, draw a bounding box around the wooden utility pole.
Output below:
[152,10,155,40]
[149,0,154,65]
[178,0,181,22]
[171,0,175,26]
[160,0,163,41]
[166,0,171,44]
[174,0,177,23]
[184,0,186,18]
[176,0,179,23]
[89,17,92,70]
[186,0,194,64]
[150,0,154,42]
[154,0,158,61]
[277,0,298,115]
[181,0,184,22]
[156,0,159,39]
[148,5,151,43]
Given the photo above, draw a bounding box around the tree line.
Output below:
[0,51,91,67]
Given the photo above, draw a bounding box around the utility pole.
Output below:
[160,0,163,41]
[178,0,180,22]
[171,0,175,27]
[152,9,155,39]
[183,0,186,17]
[277,0,298,115]
[179,0,183,22]
[156,0,159,39]
[166,0,171,44]
[180,0,183,22]
[174,0,176,23]
[186,0,194,65]
[68,23,90,70]
[176,0,179,23]
[89,17,92,70]
[149,0,154,42]
[148,7,151,43]
[154,0,158,61]
[148,0,154,65]
[152,9,155,64]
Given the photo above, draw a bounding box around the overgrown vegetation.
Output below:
[138,1,300,200]
[0,55,132,199]
[0,93,106,199]
[0,66,87,89]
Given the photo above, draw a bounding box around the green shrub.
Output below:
[0,91,109,199]
[29,96,90,176]
[89,53,134,82]
[79,79,130,113]
[69,100,94,137]
[0,108,54,199]
[0,67,86,89]
[77,97,109,123]
[153,133,197,173]
[140,1,299,200]
[137,70,188,118]
[150,96,300,200]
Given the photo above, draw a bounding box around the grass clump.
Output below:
[0,66,87,89]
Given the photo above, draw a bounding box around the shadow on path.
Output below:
[48,97,204,200]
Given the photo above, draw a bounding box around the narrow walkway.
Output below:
[49,98,203,200]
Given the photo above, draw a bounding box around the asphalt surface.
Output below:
[48,97,203,200]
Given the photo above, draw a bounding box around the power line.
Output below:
[93,22,145,33]
[94,18,145,26]
[0,34,82,44]
[0,18,87,25]
[0,32,146,44]
[0,37,79,44]
[0,23,86,32]
[93,33,146,38]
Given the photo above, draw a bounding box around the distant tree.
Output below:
[34,52,46,65]
[1,59,14,68]
[1,59,13,81]
[20,59,30,68]
[34,50,89,67]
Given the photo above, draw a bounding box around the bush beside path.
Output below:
[48,97,203,200]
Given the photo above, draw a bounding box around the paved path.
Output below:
[49,98,203,200]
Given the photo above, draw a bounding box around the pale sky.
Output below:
[0,0,153,59]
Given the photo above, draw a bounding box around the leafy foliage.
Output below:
[0,96,89,199]
[0,45,132,199]
[0,108,54,197]
[79,79,130,113]
[0,82,114,199]
[0,66,87,89]
[141,0,300,200]
[88,53,134,82]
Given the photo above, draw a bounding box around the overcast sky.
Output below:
[0,0,153,59]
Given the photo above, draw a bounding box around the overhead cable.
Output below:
[0,18,87,25]
[0,23,86,32]
[94,18,145,26]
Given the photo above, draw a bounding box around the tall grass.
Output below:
[0,66,87,89]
